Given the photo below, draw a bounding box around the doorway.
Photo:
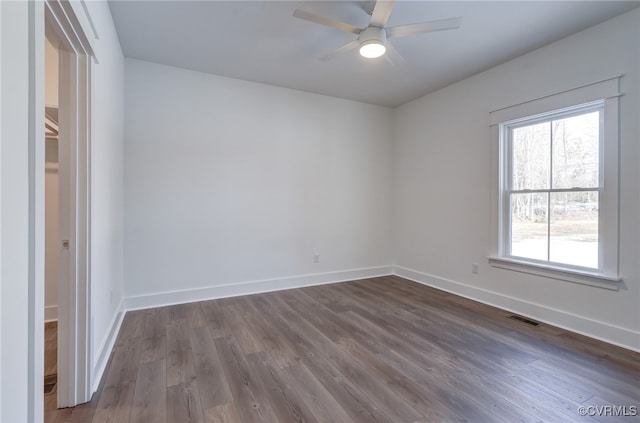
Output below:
[44,34,60,413]
[43,0,95,411]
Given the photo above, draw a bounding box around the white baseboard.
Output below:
[44,305,57,322]
[393,265,640,353]
[124,266,394,311]
[92,298,125,394]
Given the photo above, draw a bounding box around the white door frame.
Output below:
[44,0,95,408]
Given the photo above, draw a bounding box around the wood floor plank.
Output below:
[218,301,265,355]
[336,283,596,420]
[245,351,319,423]
[235,296,301,369]
[130,359,166,423]
[292,288,517,423]
[276,290,424,423]
[139,308,168,364]
[302,285,352,313]
[214,335,280,423]
[383,282,638,383]
[340,310,540,423]
[203,402,242,423]
[143,308,168,339]
[189,326,233,411]
[167,318,197,387]
[101,341,143,388]
[167,304,188,321]
[183,302,208,329]
[115,310,147,349]
[92,381,137,423]
[44,322,58,377]
[510,330,640,389]
[199,300,227,339]
[51,408,73,423]
[140,335,166,364]
[166,379,204,423]
[557,330,640,370]
[340,280,542,365]
[282,362,355,423]
[332,335,468,423]
[252,294,395,423]
[528,357,640,406]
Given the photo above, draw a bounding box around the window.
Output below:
[489,78,621,288]
[503,102,602,268]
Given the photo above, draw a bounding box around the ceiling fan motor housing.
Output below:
[360,26,387,45]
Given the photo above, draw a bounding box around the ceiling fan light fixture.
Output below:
[358,26,387,59]
[359,40,386,58]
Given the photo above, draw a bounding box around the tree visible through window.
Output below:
[503,104,602,269]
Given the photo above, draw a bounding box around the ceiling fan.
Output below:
[293,0,462,62]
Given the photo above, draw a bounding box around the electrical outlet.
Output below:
[472,263,479,274]
[313,253,320,263]
[110,289,114,304]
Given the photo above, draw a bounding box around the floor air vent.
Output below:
[508,315,541,327]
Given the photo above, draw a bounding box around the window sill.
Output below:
[488,256,621,290]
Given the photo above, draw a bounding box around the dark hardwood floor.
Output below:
[44,321,58,418]
[45,276,640,422]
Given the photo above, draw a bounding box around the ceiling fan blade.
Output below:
[319,40,360,61]
[384,41,405,66]
[293,9,362,35]
[370,0,395,28]
[386,17,462,39]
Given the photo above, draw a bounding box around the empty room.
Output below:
[1,0,639,422]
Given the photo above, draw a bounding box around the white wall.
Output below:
[393,9,640,350]
[1,1,45,420]
[1,3,31,419]
[84,0,125,390]
[124,59,393,304]
[45,160,59,322]
[45,38,58,107]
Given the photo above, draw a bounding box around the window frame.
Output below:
[489,80,621,290]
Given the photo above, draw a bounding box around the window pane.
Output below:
[552,111,600,189]
[511,193,548,261]
[512,122,550,190]
[550,192,598,268]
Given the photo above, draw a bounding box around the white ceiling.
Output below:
[109,0,639,107]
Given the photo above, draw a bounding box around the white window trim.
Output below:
[488,256,620,290]
[489,76,622,289]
